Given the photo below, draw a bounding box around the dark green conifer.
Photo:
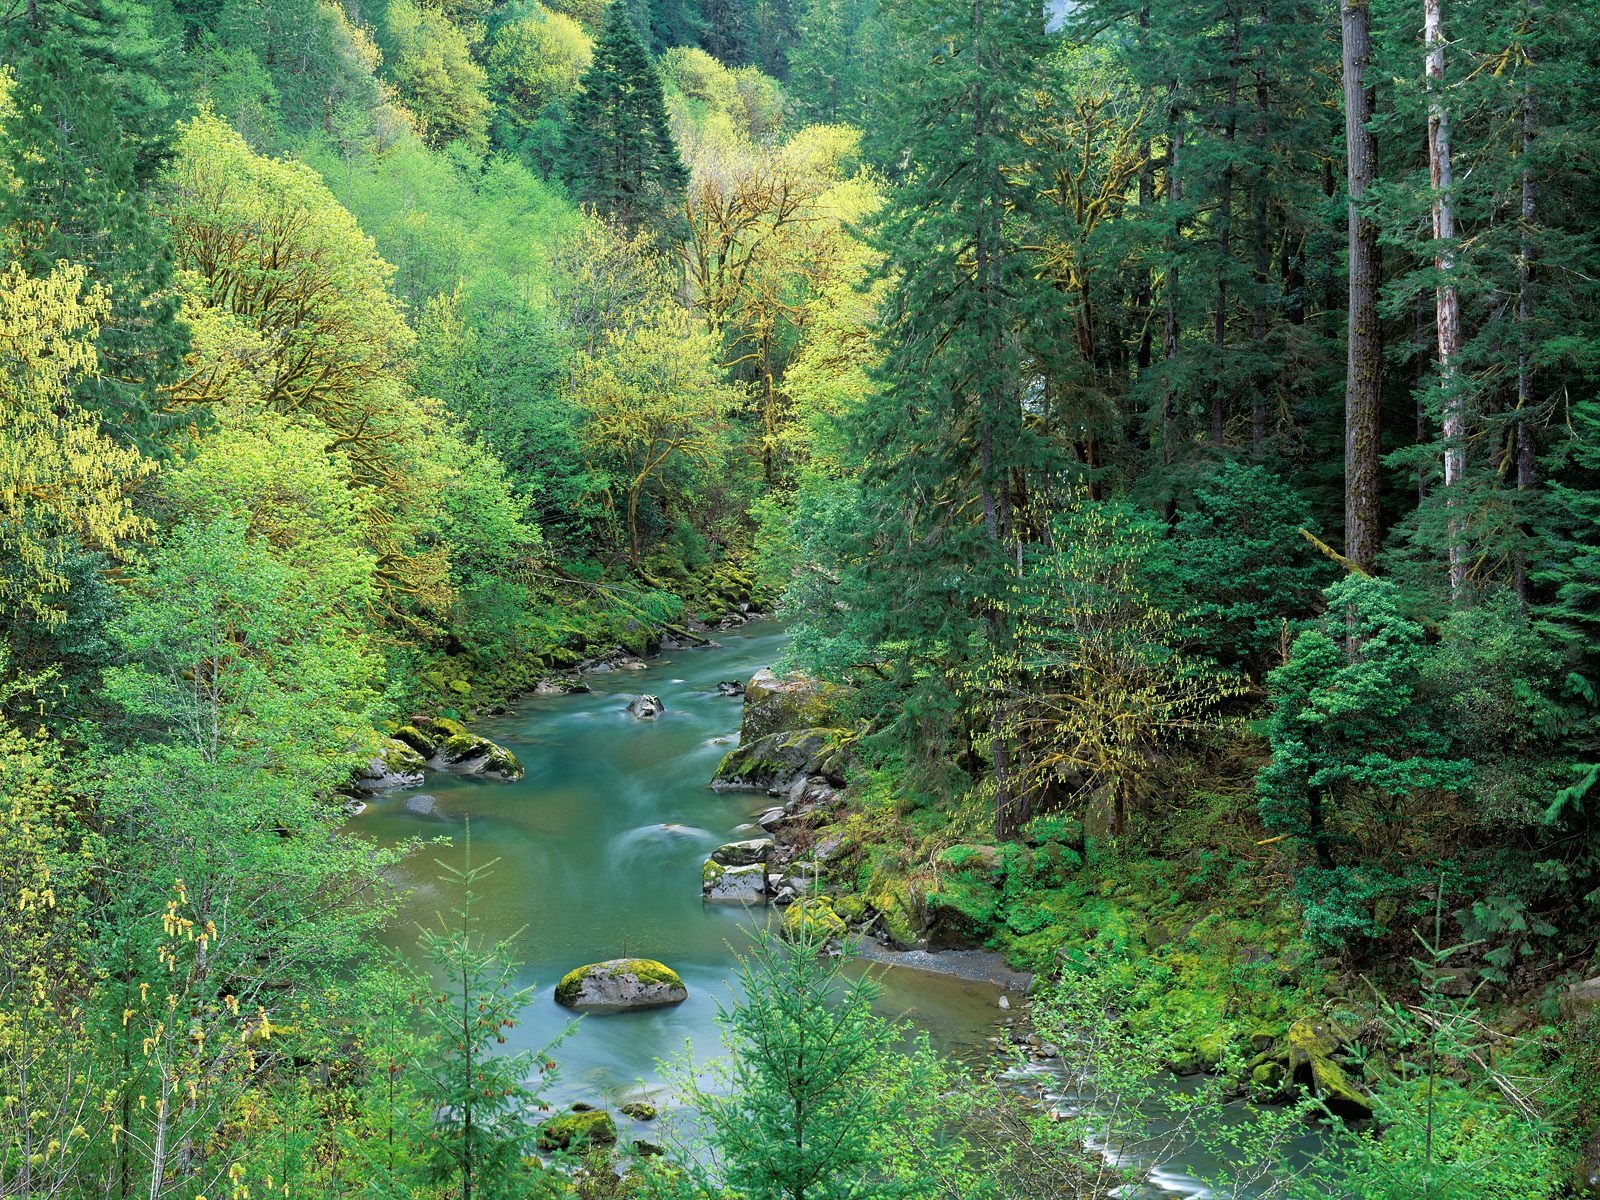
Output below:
[560,1,688,237]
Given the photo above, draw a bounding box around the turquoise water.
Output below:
[352,620,1311,1195]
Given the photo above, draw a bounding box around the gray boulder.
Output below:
[403,793,441,818]
[554,959,687,1011]
[360,738,426,789]
[626,695,665,719]
[703,860,769,904]
[711,838,773,866]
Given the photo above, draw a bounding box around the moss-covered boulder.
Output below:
[711,730,831,793]
[554,959,687,1011]
[782,896,847,942]
[935,844,1004,881]
[619,1100,657,1121]
[711,838,773,866]
[420,715,470,740]
[867,879,925,949]
[702,859,768,903]
[436,733,524,781]
[741,669,846,743]
[535,1108,617,1151]
[1287,1017,1371,1118]
[924,876,997,950]
[358,737,426,789]
[391,724,438,758]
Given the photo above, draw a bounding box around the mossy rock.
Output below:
[391,724,438,758]
[924,877,997,950]
[1287,1017,1371,1118]
[782,896,847,942]
[935,844,1004,881]
[868,879,925,948]
[703,860,768,903]
[619,1101,657,1121]
[554,959,688,1011]
[711,838,772,866]
[378,737,425,775]
[449,679,472,696]
[437,733,525,781]
[423,715,470,740]
[536,1109,617,1152]
[711,729,832,792]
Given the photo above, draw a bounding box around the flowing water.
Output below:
[352,620,1302,1197]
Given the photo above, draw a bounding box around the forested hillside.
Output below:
[3,0,1600,1192]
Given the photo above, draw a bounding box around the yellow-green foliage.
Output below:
[489,6,592,117]
[0,262,155,625]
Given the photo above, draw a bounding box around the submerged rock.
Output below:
[626,695,665,719]
[402,793,441,818]
[554,959,688,1011]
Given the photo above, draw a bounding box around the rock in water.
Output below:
[402,793,440,818]
[536,1109,617,1151]
[553,959,687,1011]
[711,838,773,866]
[702,859,769,903]
[434,733,525,780]
[626,695,665,719]
[716,680,745,697]
[359,738,426,789]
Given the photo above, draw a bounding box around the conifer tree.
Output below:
[561,2,688,237]
[406,836,558,1200]
[832,0,1054,831]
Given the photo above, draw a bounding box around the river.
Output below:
[352,619,1303,1198]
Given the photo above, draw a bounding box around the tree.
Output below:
[829,0,1054,827]
[662,927,980,1200]
[560,1,688,236]
[1341,0,1382,570]
[405,837,557,1200]
[488,5,593,148]
[383,0,492,154]
[0,34,189,453]
[1257,577,1470,945]
[573,299,739,565]
[0,261,154,627]
[983,497,1243,839]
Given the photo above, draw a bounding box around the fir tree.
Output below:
[406,834,559,1200]
[831,0,1055,831]
[560,1,688,237]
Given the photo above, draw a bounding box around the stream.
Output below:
[352,619,1300,1198]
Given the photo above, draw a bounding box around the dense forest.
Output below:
[4,0,1600,1191]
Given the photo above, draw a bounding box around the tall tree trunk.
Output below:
[1212,3,1242,448]
[1514,31,1538,607]
[1426,0,1465,599]
[973,0,1016,839]
[1162,83,1183,509]
[1251,60,1271,447]
[1341,0,1382,569]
